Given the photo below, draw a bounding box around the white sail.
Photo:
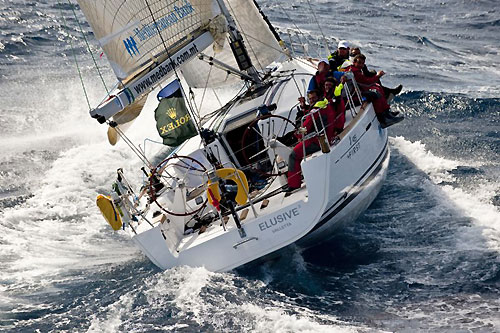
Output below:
[181,0,285,88]
[77,0,216,81]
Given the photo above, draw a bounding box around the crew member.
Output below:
[350,54,403,128]
[328,40,350,71]
[323,77,346,137]
[287,90,332,192]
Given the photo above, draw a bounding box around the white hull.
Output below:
[127,59,390,272]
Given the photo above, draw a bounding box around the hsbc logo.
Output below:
[123,37,140,57]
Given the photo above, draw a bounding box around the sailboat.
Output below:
[78,0,392,272]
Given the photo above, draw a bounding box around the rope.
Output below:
[305,0,331,55]
[58,2,91,110]
[144,0,203,133]
[198,63,214,114]
[189,88,201,123]
[113,124,153,169]
[67,0,109,94]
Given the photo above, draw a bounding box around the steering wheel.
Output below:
[148,155,208,216]
[241,114,298,176]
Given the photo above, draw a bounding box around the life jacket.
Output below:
[296,98,335,143]
[337,60,352,72]
[328,51,349,71]
[324,83,344,104]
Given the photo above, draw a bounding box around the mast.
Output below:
[214,0,261,84]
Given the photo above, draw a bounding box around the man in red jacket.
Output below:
[324,77,346,137]
[287,90,331,192]
[350,54,403,128]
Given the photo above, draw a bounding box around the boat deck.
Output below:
[176,177,309,252]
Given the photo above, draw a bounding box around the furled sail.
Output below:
[77,0,216,82]
[181,0,285,88]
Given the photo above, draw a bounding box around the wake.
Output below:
[391,136,500,252]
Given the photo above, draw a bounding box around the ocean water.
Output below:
[1,0,499,332]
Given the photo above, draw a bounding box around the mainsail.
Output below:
[181,0,285,88]
[77,0,284,122]
[77,0,216,81]
[77,0,218,121]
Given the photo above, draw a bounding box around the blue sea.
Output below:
[1,0,499,332]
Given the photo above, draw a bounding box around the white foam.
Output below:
[171,266,213,322]
[0,142,141,290]
[135,267,365,332]
[87,293,134,333]
[391,136,500,251]
[240,303,359,333]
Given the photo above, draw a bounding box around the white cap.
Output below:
[338,40,350,49]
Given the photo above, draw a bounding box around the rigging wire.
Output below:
[198,61,215,110]
[60,1,153,170]
[198,63,214,114]
[143,0,203,133]
[114,124,153,168]
[305,0,331,55]
[242,33,294,58]
[66,0,109,95]
[199,84,246,124]
[212,88,223,108]
[58,1,91,110]
[276,3,308,53]
[291,73,304,98]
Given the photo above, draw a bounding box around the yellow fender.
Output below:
[207,168,249,206]
[96,194,123,231]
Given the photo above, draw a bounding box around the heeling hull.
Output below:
[297,144,389,248]
[132,152,331,272]
[244,148,389,268]
[298,102,390,247]
[242,103,390,266]
[131,74,390,272]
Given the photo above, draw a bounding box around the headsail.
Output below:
[181,0,285,88]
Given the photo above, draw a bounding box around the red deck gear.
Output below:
[333,98,346,134]
[325,92,346,137]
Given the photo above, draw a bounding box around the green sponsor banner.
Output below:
[154,80,197,146]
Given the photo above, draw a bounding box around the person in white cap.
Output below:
[328,40,350,71]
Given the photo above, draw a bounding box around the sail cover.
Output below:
[77,0,216,81]
[181,0,284,88]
